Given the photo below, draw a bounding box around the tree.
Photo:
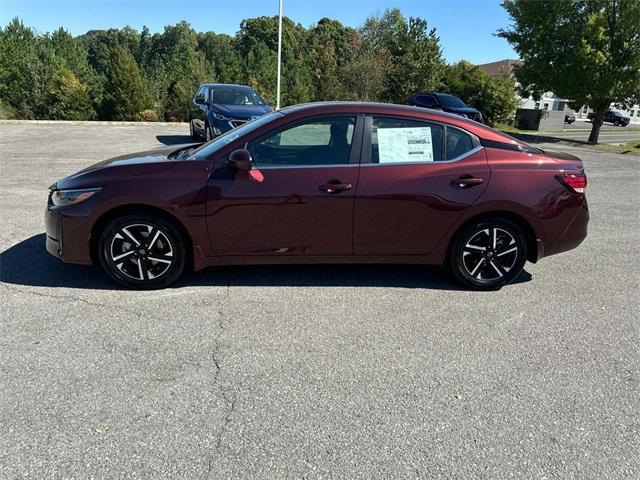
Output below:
[237,16,313,106]
[443,61,519,126]
[101,44,151,120]
[45,67,94,120]
[339,30,392,101]
[308,18,353,101]
[362,9,445,103]
[499,0,640,143]
[197,32,243,84]
[0,18,41,118]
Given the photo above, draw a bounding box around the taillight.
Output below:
[556,171,587,193]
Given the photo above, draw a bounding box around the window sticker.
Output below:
[377,127,434,163]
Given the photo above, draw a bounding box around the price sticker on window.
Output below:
[377,127,434,163]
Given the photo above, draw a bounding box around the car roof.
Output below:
[412,91,457,98]
[278,101,517,144]
[201,83,255,89]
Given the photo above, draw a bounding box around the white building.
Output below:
[477,59,639,123]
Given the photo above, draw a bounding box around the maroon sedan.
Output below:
[45,102,588,290]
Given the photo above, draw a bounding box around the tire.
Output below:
[205,123,213,142]
[189,120,196,139]
[614,120,621,127]
[98,213,186,289]
[449,218,528,290]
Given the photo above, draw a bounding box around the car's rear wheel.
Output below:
[98,213,186,289]
[449,218,527,290]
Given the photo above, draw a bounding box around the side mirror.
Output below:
[228,149,253,171]
[194,97,206,105]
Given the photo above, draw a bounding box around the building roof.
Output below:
[477,59,522,77]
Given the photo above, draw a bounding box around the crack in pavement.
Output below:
[206,277,238,478]
[0,282,146,320]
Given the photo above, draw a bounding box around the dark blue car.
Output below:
[189,83,272,141]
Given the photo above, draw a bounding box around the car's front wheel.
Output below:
[205,123,213,142]
[98,213,186,289]
[449,218,527,290]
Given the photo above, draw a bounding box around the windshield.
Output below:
[189,111,284,160]
[210,86,265,106]
[436,94,468,109]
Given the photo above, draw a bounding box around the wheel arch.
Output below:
[446,210,538,264]
[90,204,194,270]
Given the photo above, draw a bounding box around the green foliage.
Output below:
[45,67,94,120]
[362,8,446,102]
[499,0,640,143]
[0,10,522,124]
[443,61,519,126]
[101,44,151,120]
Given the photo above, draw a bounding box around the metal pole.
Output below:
[276,0,283,110]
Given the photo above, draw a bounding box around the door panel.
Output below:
[206,166,358,256]
[354,116,490,255]
[205,114,362,257]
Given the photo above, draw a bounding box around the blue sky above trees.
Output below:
[0,0,517,64]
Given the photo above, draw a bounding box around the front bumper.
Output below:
[211,118,249,136]
[44,205,94,265]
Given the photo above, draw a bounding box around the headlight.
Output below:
[50,188,101,207]
[213,113,230,120]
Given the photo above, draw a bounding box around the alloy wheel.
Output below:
[461,227,519,281]
[109,223,174,281]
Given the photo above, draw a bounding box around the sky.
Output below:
[0,0,518,64]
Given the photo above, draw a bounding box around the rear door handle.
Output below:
[452,175,484,188]
[319,181,352,194]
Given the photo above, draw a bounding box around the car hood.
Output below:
[54,143,200,190]
[211,104,272,118]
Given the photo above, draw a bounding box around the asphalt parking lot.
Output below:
[1,122,638,479]
[553,121,640,144]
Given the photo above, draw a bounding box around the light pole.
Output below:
[276,0,283,110]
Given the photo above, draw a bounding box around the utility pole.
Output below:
[276,0,283,110]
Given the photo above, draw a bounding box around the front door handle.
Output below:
[319,180,352,194]
[452,174,484,188]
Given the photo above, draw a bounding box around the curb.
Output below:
[0,120,187,126]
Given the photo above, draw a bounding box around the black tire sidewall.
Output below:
[450,218,527,290]
[98,214,186,289]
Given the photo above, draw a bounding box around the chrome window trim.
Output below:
[359,145,484,167]
[253,163,361,170]
[253,144,484,169]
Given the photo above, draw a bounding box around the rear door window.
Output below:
[369,117,444,163]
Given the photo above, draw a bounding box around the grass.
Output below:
[596,139,640,155]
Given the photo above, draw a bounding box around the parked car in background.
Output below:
[564,112,576,124]
[190,83,272,140]
[45,102,588,291]
[408,92,483,123]
[588,110,630,127]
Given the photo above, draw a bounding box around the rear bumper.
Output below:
[540,195,589,258]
